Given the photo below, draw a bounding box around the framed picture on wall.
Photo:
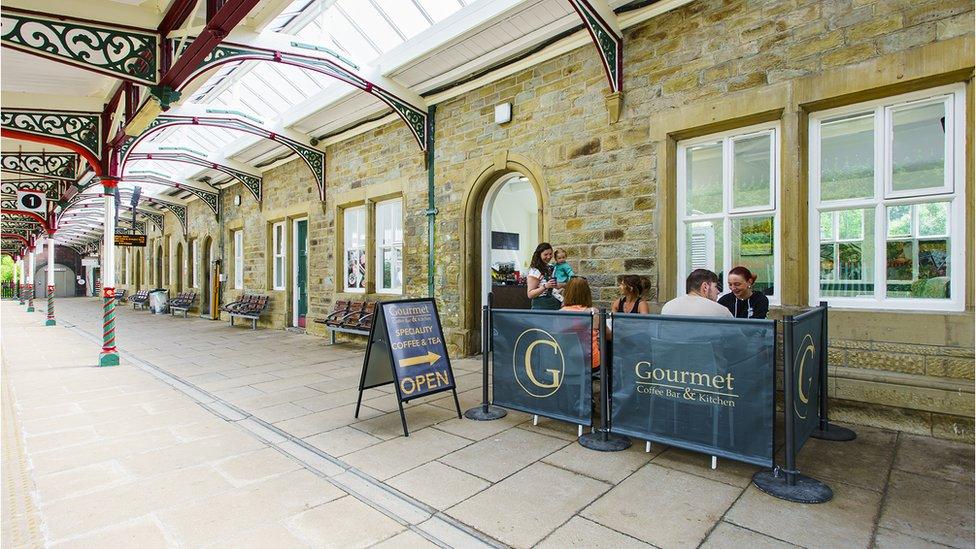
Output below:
[491,231,520,251]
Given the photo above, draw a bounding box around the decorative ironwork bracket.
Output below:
[0,109,102,167]
[568,0,623,123]
[1,152,78,180]
[124,172,219,218]
[0,11,158,85]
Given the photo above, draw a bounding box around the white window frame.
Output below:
[808,84,965,311]
[191,239,200,288]
[375,198,403,294]
[676,122,781,305]
[343,206,367,293]
[272,222,286,291]
[125,248,131,285]
[233,230,244,290]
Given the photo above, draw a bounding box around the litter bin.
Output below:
[148,288,169,314]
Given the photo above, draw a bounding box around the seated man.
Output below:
[661,269,733,318]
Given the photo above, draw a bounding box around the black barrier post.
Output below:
[464,296,507,421]
[753,317,833,504]
[579,308,631,452]
[811,302,856,442]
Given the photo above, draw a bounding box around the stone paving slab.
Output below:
[4,298,973,548]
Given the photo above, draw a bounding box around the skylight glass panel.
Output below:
[374,0,429,38]
[316,8,381,63]
[417,0,463,23]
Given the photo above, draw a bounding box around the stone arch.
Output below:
[458,151,549,356]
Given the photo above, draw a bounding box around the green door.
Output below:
[296,219,308,327]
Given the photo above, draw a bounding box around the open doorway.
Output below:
[155,245,163,287]
[481,174,539,311]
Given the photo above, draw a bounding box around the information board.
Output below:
[354,298,460,436]
[114,233,147,247]
[611,314,776,467]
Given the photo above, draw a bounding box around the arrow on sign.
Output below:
[398,351,441,368]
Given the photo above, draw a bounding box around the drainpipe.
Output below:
[426,105,437,299]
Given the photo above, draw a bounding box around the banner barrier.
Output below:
[490,308,594,427]
[809,301,857,441]
[753,305,833,503]
[610,313,776,468]
[464,298,508,421]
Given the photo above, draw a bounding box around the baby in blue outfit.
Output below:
[551,248,575,302]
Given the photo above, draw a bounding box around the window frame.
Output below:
[233,230,244,290]
[374,198,404,294]
[676,121,782,305]
[272,222,286,291]
[343,205,367,293]
[808,84,966,312]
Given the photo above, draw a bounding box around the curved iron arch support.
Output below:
[1,152,79,181]
[58,195,165,234]
[119,108,316,200]
[173,30,429,152]
[0,209,49,232]
[1,179,70,202]
[123,173,220,218]
[568,0,623,122]
[125,149,263,203]
[1,109,103,171]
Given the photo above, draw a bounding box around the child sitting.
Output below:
[551,248,575,302]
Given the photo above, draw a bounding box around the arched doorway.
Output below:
[201,236,213,316]
[174,242,184,293]
[461,154,548,355]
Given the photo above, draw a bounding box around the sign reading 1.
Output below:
[354,298,461,436]
[16,190,46,213]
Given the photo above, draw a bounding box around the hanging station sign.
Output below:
[114,233,147,247]
[15,189,45,213]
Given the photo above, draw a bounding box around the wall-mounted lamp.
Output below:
[495,103,512,124]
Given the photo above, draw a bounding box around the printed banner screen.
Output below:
[611,314,776,467]
[789,307,824,456]
[491,310,593,426]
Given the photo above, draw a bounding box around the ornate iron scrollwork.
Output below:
[1,153,78,180]
[1,12,158,84]
[1,109,101,161]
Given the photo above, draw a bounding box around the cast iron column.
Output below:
[45,234,56,326]
[99,178,120,366]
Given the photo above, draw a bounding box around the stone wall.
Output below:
[112,0,974,439]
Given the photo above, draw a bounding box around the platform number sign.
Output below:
[16,190,46,213]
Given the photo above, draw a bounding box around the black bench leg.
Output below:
[330,330,336,345]
[251,318,256,330]
[230,316,234,327]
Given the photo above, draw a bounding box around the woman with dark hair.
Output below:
[719,266,769,319]
[613,274,651,314]
[526,242,560,310]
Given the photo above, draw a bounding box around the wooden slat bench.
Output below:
[168,292,198,318]
[131,290,150,310]
[314,300,376,344]
[220,294,270,329]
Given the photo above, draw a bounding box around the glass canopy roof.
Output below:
[134,0,468,190]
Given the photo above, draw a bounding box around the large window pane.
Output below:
[731,215,774,295]
[887,205,911,238]
[685,220,723,287]
[344,207,366,292]
[891,101,946,193]
[820,113,874,201]
[732,134,772,210]
[686,142,722,215]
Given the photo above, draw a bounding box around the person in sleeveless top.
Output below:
[613,274,651,315]
[526,242,561,310]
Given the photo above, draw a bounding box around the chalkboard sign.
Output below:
[354,298,461,436]
[491,231,520,250]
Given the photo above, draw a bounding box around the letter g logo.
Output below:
[513,329,565,398]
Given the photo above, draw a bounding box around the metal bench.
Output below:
[314,300,376,344]
[168,292,198,318]
[221,294,270,329]
[131,290,150,310]
[114,289,128,304]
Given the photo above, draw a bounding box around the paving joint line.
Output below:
[62,319,504,549]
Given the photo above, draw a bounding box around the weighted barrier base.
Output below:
[811,423,857,441]
[464,405,507,421]
[579,431,631,452]
[752,470,833,504]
